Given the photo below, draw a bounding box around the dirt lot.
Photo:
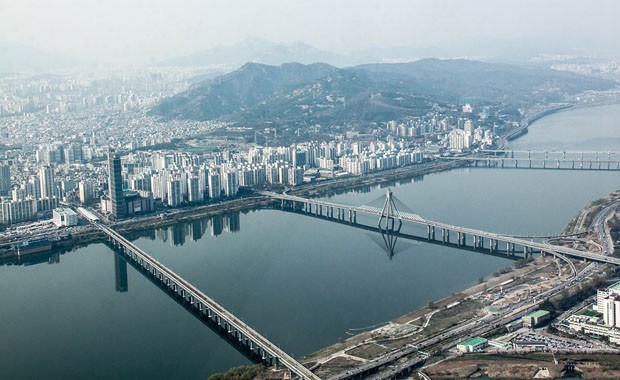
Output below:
[422,353,620,379]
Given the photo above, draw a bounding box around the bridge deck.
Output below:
[96,222,320,380]
[262,192,620,266]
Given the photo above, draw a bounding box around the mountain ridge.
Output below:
[150,59,617,125]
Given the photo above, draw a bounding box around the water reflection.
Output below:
[114,254,128,292]
[0,250,62,267]
[130,212,242,246]
[320,174,426,199]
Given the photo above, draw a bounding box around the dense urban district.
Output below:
[2,57,620,380]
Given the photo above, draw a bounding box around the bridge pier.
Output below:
[505,242,516,255]
[427,225,436,240]
[442,228,450,243]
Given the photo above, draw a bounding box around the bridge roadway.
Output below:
[440,156,620,170]
[482,149,620,155]
[260,191,620,266]
[94,222,320,380]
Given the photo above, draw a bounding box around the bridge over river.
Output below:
[441,150,620,170]
[92,221,321,380]
[260,191,620,266]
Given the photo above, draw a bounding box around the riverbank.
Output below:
[297,189,617,379]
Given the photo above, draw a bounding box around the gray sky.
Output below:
[1,0,618,64]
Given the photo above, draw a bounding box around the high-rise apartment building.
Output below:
[39,165,54,199]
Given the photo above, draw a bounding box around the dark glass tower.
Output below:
[108,153,126,220]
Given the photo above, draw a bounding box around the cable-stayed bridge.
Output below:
[260,191,620,266]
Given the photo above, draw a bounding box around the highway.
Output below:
[593,201,619,256]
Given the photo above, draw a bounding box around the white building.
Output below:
[222,170,238,197]
[53,207,78,227]
[208,171,221,200]
[166,178,182,207]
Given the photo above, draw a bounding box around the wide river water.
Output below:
[1,103,619,379]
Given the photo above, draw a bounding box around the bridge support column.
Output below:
[349,209,353,222]
[443,229,449,243]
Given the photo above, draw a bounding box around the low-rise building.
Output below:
[457,337,488,353]
[564,314,620,345]
[522,310,551,328]
[53,207,78,227]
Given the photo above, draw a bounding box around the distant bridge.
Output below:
[94,221,320,380]
[441,154,620,171]
[260,191,620,266]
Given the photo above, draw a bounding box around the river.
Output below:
[0,103,619,379]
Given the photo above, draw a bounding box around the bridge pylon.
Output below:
[378,190,402,230]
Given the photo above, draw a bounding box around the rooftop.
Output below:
[53,207,77,215]
[459,337,487,347]
[525,310,550,319]
[609,281,620,292]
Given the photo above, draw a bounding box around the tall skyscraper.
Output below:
[39,165,54,199]
[79,181,94,204]
[108,153,126,220]
[0,163,10,196]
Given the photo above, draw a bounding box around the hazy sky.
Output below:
[1,0,618,64]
